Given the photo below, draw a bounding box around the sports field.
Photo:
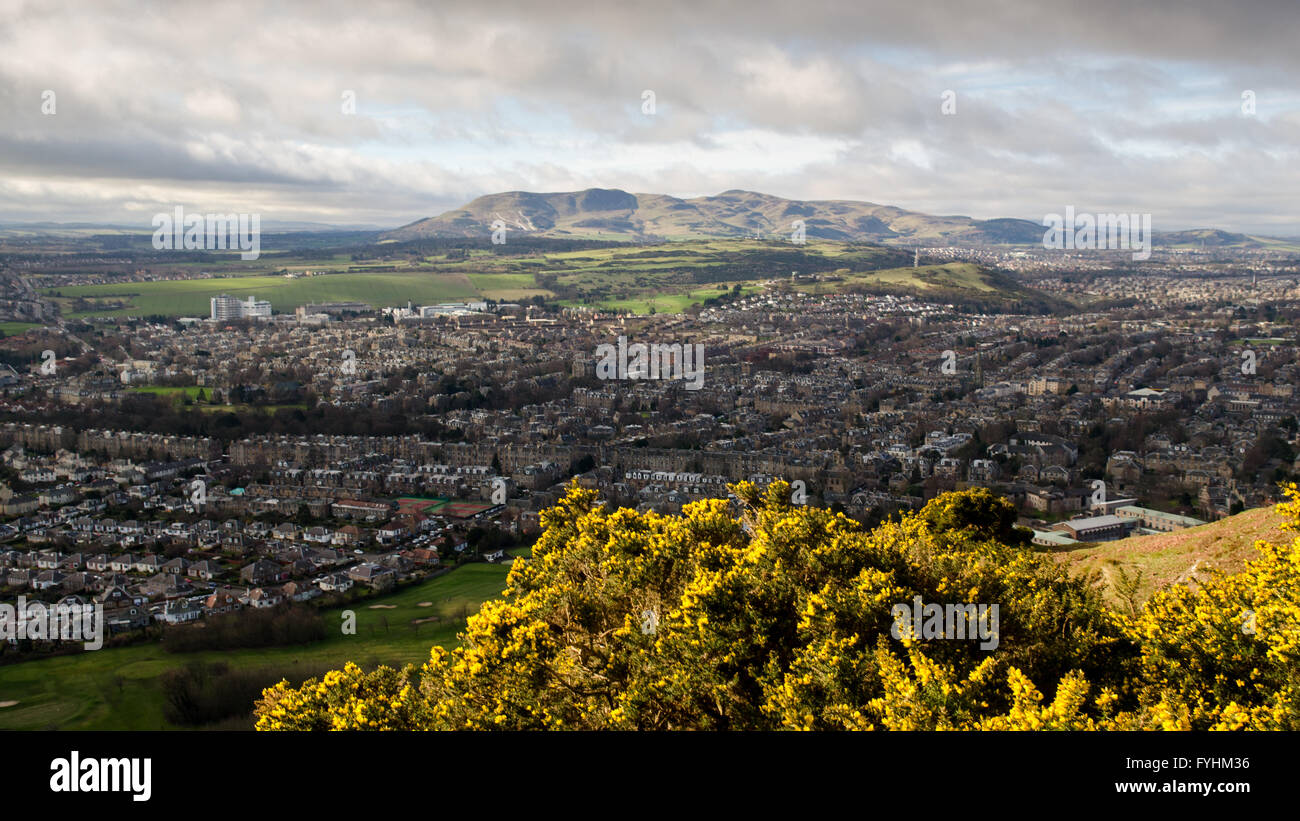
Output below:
[395,496,494,519]
[439,501,494,518]
[395,496,450,516]
[0,321,42,336]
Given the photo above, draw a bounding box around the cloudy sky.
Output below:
[1,0,1297,234]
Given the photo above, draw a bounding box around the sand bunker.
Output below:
[0,701,18,708]
[368,604,397,609]
[417,602,432,607]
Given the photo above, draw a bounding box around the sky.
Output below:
[1,0,1298,235]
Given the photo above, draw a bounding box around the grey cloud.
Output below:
[0,0,1296,232]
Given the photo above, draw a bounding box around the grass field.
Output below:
[0,560,517,730]
[128,385,304,414]
[196,403,308,414]
[30,238,1026,319]
[45,271,480,317]
[0,321,42,336]
[1230,337,1290,346]
[794,262,996,294]
[479,239,906,311]
[129,385,207,400]
[536,243,1004,310]
[465,272,554,301]
[561,283,762,314]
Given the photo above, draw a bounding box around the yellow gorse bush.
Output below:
[255,481,1300,730]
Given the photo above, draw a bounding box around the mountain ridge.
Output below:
[383,188,1044,245]
[383,188,1285,247]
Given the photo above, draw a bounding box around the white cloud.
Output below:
[0,0,1295,233]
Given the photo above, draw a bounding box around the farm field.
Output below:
[793,262,997,294]
[563,283,762,314]
[0,559,518,730]
[465,272,554,301]
[0,321,42,336]
[31,238,1028,319]
[43,271,480,317]
[528,239,917,307]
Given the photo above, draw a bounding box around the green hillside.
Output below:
[38,238,1051,318]
[44,271,479,318]
[1052,505,1288,609]
[384,188,1046,244]
[0,560,514,730]
[794,262,1000,294]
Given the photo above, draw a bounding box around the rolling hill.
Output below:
[40,238,1057,318]
[1156,227,1300,251]
[385,188,1300,248]
[384,188,1047,245]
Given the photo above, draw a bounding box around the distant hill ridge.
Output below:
[384,188,1044,244]
[384,188,1281,247]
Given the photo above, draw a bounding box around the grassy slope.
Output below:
[562,284,763,314]
[0,560,514,730]
[793,262,996,294]
[465,272,553,301]
[383,189,1044,244]
[1050,506,1287,608]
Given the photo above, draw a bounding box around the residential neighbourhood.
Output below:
[4,260,1300,638]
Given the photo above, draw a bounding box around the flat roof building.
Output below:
[1115,505,1206,533]
[1057,514,1135,542]
[210,294,271,321]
